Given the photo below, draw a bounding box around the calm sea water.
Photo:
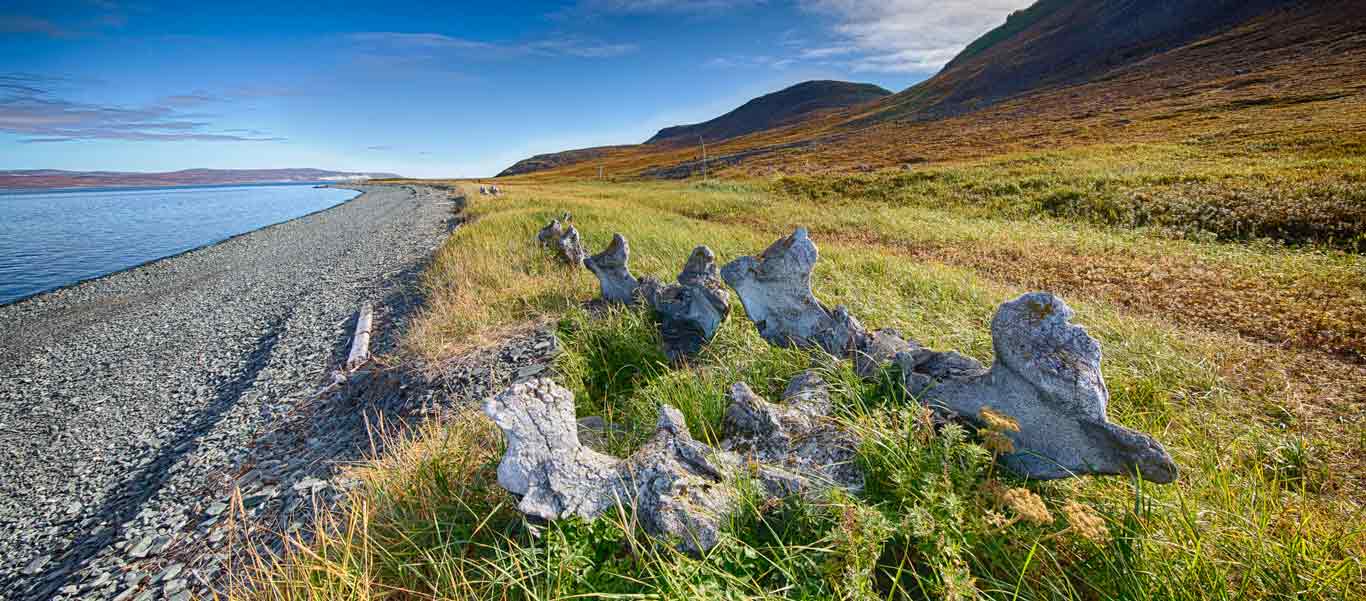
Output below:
[0,184,360,305]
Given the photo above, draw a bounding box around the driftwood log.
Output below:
[345,303,373,371]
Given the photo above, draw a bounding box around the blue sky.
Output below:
[1,1,1032,177]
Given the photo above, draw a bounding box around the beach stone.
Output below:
[639,246,731,362]
[583,233,639,304]
[720,228,869,357]
[895,292,1178,483]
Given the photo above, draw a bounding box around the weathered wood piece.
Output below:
[345,303,374,371]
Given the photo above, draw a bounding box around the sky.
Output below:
[0,0,1033,178]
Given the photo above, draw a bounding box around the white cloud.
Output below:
[704,55,796,70]
[799,0,1034,73]
[798,45,858,59]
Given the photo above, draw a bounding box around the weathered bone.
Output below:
[536,218,587,265]
[854,328,915,379]
[536,219,563,246]
[558,226,588,265]
[485,372,865,553]
[722,372,863,496]
[639,246,731,362]
[720,228,869,356]
[484,378,737,554]
[896,292,1178,483]
[584,233,639,304]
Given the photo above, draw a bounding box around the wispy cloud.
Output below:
[0,73,283,143]
[158,93,225,107]
[349,32,638,60]
[704,55,796,70]
[526,38,639,58]
[798,0,1034,73]
[558,0,768,17]
[798,45,859,59]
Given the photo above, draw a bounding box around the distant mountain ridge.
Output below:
[0,168,401,191]
[498,146,635,178]
[496,80,889,177]
[645,80,891,145]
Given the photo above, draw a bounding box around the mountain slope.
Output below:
[498,146,634,178]
[496,80,888,177]
[496,0,1364,180]
[645,80,890,145]
[0,168,401,191]
[874,0,1299,120]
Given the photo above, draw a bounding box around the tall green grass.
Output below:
[233,306,1363,600]
[237,168,1363,600]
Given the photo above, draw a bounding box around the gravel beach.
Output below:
[0,184,458,600]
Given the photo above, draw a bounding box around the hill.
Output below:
[498,0,1364,180]
[645,80,890,145]
[0,168,401,191]
[496,80,889,177]
[498,146,634,178]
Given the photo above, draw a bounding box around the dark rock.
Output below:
[639,246,731,362]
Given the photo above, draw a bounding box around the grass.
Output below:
[246,8,1366,597]
[234,138,1365,599]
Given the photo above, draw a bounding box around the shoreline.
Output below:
[0,184,455,600]
[0,185,367,309]
[0,180,361,196]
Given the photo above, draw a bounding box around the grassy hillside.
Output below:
[234,134,1364,599]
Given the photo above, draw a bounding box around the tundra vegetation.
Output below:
[233,133,1363,599]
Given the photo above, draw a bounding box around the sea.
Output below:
[0,183,360,305]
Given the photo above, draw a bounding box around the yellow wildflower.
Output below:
[1063,501,1111,545]
[979,407,1021,433]
[1002,487,1053,526]
[982,430,1015,455]
[984,510,1010,529]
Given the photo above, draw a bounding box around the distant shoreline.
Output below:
[0,180,373,195]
